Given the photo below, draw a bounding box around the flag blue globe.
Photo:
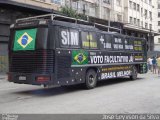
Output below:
[78,54,83,62]
[21,35,28,45]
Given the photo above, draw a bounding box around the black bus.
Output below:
[8,14,148,89]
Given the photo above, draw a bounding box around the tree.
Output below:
[60,6,87,20]
[60,6,78,18]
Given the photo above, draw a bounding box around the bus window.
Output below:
[36,28,48,49]
[124,38,134,51]
[69,29,80,48]
[134,39,143,51]
[59,27,80,48]
[13,28,49,51]
[113,36,124,50]
[89,32,98,49]
[99,34,112,50]
[82,31,89,49]
[82,31,98,49]
[105,34,112,50]
[59,27,69,48]
[128,37,134,51]
[99,34,105,49]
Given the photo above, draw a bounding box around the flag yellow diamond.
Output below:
[17,32,33,48]
[74,53,87,64]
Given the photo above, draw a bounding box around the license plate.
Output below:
[19,76,26,81]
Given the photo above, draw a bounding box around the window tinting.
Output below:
[82,31,89,49]
[134,39,143,51]
[70,29,79,48]
[89,32,97,49]
[60,27,69,48]
[99,34,112,50]
[124,37,134,51]
[82,31,98,49]
[113,36,124,50]
[37,28,48,49]
[59,27,80,48]
[99,34,105,49]
[105,34,112,49]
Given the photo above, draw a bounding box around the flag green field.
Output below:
[13,28,37,51]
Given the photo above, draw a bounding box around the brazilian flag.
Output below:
[72,50,88,65]
[13,28,37,51]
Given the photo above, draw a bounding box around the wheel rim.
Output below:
[88,74,95,86]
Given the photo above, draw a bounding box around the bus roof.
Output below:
[13,14,121,33]
[12,14,146,41]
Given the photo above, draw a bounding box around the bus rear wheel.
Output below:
[85,69,97,89]
[130,66,138,80]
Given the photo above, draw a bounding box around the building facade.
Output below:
[69,0,158,51]
[0,0,60,73]
[154,0,160,51]
[70,0,124,22]
[0,0,158,73]
[123,0,158,51]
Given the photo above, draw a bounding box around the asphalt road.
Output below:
[0,71,160,114]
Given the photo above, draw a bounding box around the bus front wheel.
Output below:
[85,69,97,89]
[130,66,138,80]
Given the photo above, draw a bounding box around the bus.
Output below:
[8,14,148,89]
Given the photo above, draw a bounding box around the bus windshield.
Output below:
[12,27,48,51]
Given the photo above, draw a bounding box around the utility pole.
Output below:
[108,0,112,32]
[108,9,111,32]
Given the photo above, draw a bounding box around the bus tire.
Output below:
[130,66,138,80]
[85,69,97,89]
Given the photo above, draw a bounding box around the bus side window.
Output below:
[124,38,128,50]
[139,40,143,51]
[105,34,112,50]
[113,36,124,50]
[81,31,98,49]
[82,31,89,49]
[59,27,69,48]
[128,37,134,51]
[99,34,105,49]
[69,28,80,48]
[134,39,142,51]
[124,38,134,51]
[59,27,80,48]
[89,32,98,49]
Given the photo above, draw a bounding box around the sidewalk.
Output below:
[0,73,7,80]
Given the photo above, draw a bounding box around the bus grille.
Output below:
[9,50,54,73]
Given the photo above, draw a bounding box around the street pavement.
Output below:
[0,71,160,114]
